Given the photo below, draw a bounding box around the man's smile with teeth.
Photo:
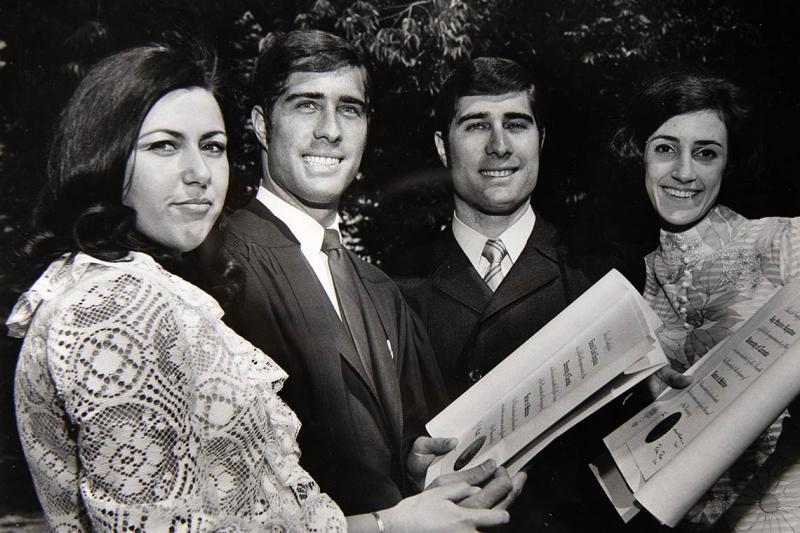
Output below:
[303,155,342,166]
[480,168,516,177]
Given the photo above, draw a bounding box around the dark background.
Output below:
[1,0,799,525]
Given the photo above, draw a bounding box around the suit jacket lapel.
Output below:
[431,235,492,314]
[281,249,376,397]
[482,217,561,321]
[243,201,376,396]
[348,252,404,448]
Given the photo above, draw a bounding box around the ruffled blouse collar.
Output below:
[656,205,747,271]
[6,251,222,338]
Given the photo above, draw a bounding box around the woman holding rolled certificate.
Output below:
[611,70,800,530]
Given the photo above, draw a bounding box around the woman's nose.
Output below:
[181,147,211,186]
[672,152,695,183]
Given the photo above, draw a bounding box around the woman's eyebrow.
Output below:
[200,130,227,140]
[648,134,724,147]
[694,139,724,147]
[137,129,226,141]
[648,134,679,143]
[138,128,184,139]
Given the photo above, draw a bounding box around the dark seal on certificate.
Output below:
[454,435,487,471]
[645,412,682,443]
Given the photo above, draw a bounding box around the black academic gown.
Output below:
[219,199,446,515]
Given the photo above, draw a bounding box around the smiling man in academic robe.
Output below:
[215,31,525,519]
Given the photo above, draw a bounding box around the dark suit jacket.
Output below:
[392,215,630,531]
[397,215,590,401]
[391,214,667,531]
[218,199,446,515]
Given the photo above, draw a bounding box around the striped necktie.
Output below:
[481,239,507,291]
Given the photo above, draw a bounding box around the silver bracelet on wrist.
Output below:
[371,511,385,533]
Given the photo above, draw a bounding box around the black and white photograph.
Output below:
[1,1,799,531]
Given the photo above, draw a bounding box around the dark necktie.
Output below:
[321,229,374,380]
[482,238,508,291]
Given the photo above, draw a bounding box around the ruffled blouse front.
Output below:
[644,205,800,372]
[8,252,345,532]
[643,205,800,529]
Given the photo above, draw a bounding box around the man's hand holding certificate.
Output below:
[424,270,668,485]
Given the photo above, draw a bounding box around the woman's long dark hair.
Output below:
[12,42,224,295]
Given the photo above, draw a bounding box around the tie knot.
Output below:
[481,239,507,264]
[322,228,343,253]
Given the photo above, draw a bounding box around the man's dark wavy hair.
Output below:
[252,29,371,125]
[16,42,224,291]
[610,68,761,186]
[434,57,545,152]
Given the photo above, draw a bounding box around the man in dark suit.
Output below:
[396,57,590,401]
[217,31,523,527]
[388,57,633,531]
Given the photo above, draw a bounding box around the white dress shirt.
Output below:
[256,186,342,318]
[452,205,536,280]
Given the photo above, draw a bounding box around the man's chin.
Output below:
[297,192,344,211]
[480,198,531,217]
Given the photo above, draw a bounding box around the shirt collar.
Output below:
[451,204,536,270]
[256,185,340,251]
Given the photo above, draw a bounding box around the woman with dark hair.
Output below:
[7,43,512,533]
[6,42,348,532]
[611,70,800,529]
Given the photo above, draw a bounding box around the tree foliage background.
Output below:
[1,0,799,517]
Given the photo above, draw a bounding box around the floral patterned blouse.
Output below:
[643,205,800,530]
[7,252,345,532]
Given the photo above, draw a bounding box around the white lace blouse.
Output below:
[7,252,345,532]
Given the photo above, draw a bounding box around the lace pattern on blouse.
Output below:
[9,252,345,532]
